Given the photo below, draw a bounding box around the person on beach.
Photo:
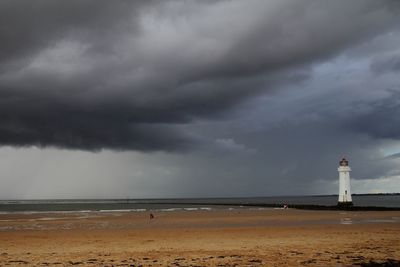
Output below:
[150,213,154,219]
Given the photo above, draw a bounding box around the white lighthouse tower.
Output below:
[338,158,353,207]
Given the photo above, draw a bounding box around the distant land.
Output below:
[316,193,400,197]
[352,193,400,196]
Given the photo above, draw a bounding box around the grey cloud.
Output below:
[386,152,400,159]
[0,1,147,66]
[371,54,400,74]
[0,0,399,151]
[158,120,396,197]
[345,90,400,140]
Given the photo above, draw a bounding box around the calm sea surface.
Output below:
[0,195,399,213]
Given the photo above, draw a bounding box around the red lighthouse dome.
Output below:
[339,158,349,166]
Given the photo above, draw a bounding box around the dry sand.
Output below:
[0,209,399,266]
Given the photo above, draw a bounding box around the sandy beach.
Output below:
[0,209,399,266]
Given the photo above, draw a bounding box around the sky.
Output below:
[0,0,400,199]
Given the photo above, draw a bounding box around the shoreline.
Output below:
[1,202,400,215]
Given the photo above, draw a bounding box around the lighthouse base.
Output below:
[337,201,353,209]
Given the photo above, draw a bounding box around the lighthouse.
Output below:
[337,158,353,207]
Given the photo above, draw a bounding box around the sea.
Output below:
[0,195,399,214]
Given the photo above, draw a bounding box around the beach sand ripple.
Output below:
[0,209,399,266]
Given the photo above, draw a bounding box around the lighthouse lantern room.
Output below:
[338,158,353,207]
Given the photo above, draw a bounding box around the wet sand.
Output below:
[0,209,399,266]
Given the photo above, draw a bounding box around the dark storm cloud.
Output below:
[0,0,399,151]
[0,0,147,66]
[346,90,400,140]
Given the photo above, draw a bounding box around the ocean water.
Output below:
[0,195,399,213]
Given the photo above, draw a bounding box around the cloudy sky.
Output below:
[1,0,400,199]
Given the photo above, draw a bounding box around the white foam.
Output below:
[340,218,353,225]
[183,208,198,211]
[98,209,146,213]
[159,208,182,212]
